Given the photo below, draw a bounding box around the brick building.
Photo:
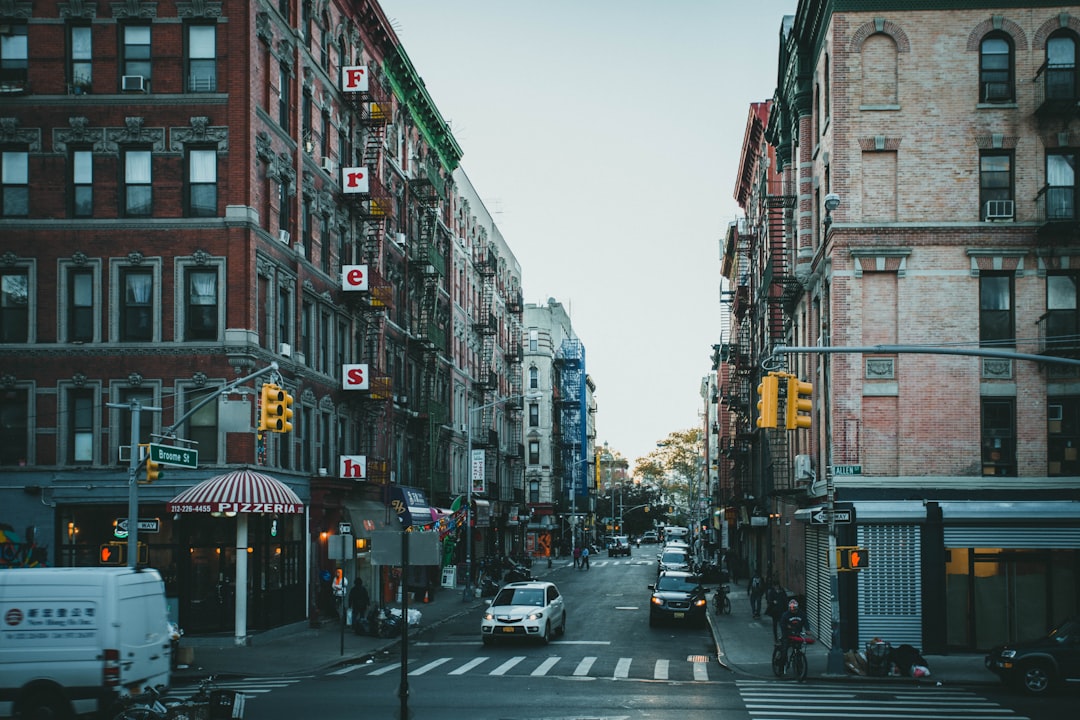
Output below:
[0,0,525,637]
[721,1,1080,654]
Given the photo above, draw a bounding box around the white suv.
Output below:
[481,581,566,645]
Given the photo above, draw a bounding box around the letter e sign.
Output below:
[342,265,368,291]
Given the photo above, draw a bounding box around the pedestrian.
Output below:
[572,545,581,569]
[581,544,590,570]
[765,578,785,639]
[349,577,370,635]
[748,573,764,618]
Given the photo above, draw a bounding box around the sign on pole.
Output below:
[470,449,486,493]
[148,443,198,468]
[809,508,854,525]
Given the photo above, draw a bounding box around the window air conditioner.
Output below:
[983,82,1011,102]
[279,342,291,357]
[278,229,291,244]
[121,75,146,92]
[984,199,1014,221]
[395,232,406,247]
[321,157,336,174]
[793,454,814,481]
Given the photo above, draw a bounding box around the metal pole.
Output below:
[126,400,141,569]
[463,412,474,601]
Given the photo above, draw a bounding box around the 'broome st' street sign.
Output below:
[148,443,198,468]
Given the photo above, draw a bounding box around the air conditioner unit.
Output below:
[277,229,291,244]
[394,232,406,247]
[794,454,814,481]
[321,157,336,174]
[983,82,1011,102]
[121,75,146,92]
[279,342,291,357]
[984,199,1014,221]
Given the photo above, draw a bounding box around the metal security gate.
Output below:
[856,524,922,648]
[805,526,833,647]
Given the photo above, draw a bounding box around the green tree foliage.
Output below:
[633,428,704,526]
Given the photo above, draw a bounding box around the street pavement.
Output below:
[174,559,999,688]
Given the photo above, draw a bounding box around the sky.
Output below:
[378,0,798,468]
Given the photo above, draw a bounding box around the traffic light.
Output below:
[756,373,779,429]
[136,444,163,484]
[278,388,294,433]
[99,542,126,565]
[260,384,294,433]
[837,546,870,571]
[785,376,813,430]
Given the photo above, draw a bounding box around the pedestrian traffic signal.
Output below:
[785,376,813,430]
[260,383,294,433]
[837,546,869,571]
[99,542,126,565]
[756,373,779,429]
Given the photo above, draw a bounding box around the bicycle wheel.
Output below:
[792,650,808,681]
[771,645,786,677]
[722,596,732,615]
[112,709,162,720]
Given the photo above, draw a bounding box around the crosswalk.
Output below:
[736,679,1031,720]
[168,675,309,703]
[330,652,721,682]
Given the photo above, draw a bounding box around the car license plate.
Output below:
[502,626,516,633]
[673,612,684,619]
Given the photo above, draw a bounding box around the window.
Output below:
[186,23,216,92]
[529,440,540,465]
[124,149,152,217]
[529,330,538,352]
[1046,152,1076,220]
[277,285,291,348]
[979,152,1012,220]
[529,403,539,427]
[278,180,290,238]
[0,388,29,466]
[186,269,218,340]
[69,389,94,464]
[0,22,27,88]
[184,387,218,463]
[1046,32,1078,101]
[319,214,330,273]
[302,201,313,261]
[68,268,94,342]
[278,66,290,131]
[72,149,93,217]
[981,399,1016,476]
[120,268,153,341]
[301,299,313,360]
[980,34,1013,103]
[302,91,312,153]
[529,366,539,389]
[319,310,331,374]
[980,274,1013,347]
[1,268,29,342]
[1048,397,1080,476]
[1045,274,1080,352]
[188,148,217,217]
[2,150,28,217]
[69,24,92,92]
[122,25,151,86]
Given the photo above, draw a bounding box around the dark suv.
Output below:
[648,571,708,627]
[985,616,1080,695]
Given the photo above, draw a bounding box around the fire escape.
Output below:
[554,338,586,505]
[505,289,525,502]
[342,68,393,483]
[721,220,755,508]
[473,248,499,493]
[408,157,450,496]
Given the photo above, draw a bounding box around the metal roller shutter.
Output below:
[805,526,833,648]
[856,524,922,648]
[944,527,1080,548]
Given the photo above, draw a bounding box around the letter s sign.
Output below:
[342,364,369,390]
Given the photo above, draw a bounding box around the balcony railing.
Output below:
[1034,61,1080,119]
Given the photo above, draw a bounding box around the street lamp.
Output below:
[463,391,540,600]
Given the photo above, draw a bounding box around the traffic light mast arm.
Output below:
[162,361,282,439]
[772,344,1080,368]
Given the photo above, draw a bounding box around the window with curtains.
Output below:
[981,399,1016,476]
[120,268,153,341]
[187,148,217,217]
[122,24,151,86]
[0,387,29,466]
[69,24,92,92]
[186,23,216,92]
[69,389,94,464]
[72,149,93,217]
[1,268,29,343]
[186,269,218,340]
[1046,152,1076,220]
[980,33,1013,103]
[979,273,1014,347]
[184,388,218,463]
[2,150,28,217]
[68,268,94,343]
[124,149,152,217]
[1045,31,1078,101]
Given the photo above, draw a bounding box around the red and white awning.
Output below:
[167,469,304,514]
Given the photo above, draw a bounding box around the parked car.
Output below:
[481,581,566,645]
[657,548,691,575]
[639,531,659,544]
[648,571,708,627]
[985,616,1080,695]
[607,535,631,557]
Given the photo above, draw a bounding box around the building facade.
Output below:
[0,0,523,635]
[722,1,1080,654]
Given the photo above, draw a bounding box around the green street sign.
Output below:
[148,443,198,468]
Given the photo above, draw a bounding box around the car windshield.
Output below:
[656,575,699,592]
[493,588,545,607]
[661,551,688,563]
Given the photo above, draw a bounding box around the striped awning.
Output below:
[167,469,304,514]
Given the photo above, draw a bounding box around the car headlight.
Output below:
[483,612,495,621]
[1000,649,1016,659]
[693,598,707,608]
[526,611,544,621]
[651,596,665,607]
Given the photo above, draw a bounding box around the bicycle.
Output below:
[713,585,732,615]
[111,676,245,720]
[772,634,814,681]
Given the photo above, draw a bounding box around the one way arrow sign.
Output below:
[810,508,853,524]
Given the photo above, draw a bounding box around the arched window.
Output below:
[980,33,1013,103]
[1046,31,1078,100]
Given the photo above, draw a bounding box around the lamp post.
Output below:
[463,391,539,601]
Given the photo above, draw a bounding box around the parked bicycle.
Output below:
[713,584,732,615]
[772,633,814,681]
[111,676,245,720]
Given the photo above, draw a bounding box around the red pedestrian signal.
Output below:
[837,546,870,572]
[99,543,126,565]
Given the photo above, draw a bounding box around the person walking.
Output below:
[766,578,785,639]
[349,577,370,635]
[580,544,590,570]
[748,573,764,618]
[572,545,581,569]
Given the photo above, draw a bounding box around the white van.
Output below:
[0,566,172,719]
[663,526,689,540]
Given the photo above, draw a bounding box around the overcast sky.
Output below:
[378,0,797,468]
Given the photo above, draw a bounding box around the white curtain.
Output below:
[189,271,216,305]
[126,273,151,304]
[126,151,151,183]
[190,150,216,182]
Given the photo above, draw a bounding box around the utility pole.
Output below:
[106,398,162,569]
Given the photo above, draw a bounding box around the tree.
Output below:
[633,428,705,527]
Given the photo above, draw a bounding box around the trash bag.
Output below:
[891,643,931,678]
[866,638,892,677]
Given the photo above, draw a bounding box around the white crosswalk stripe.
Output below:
[489,656,526,675]
[169,676,307,702]
[352,654,716,682]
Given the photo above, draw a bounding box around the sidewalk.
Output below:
[174,566,1001,688]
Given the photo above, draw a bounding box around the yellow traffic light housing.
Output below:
[279,388,294,433]
[785,376,814,430]
[260,383,294,433]
[137,443,163,484]
[756,374,779,429]
[99,542,125,565]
